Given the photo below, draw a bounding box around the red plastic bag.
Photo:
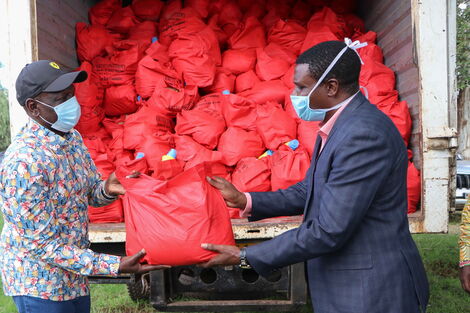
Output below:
[147,85,199,117]
[281,64,296,90]
[221,93,257,131]
[76,23,116,62]
[217,127,265,166]
[300,27,339,53]
[151,158,184,180]
[306,7,349,38]
[255,44,295,81]
[92,40,142,87]
[106,6,139,34]
[174,135,224,168]
[89,0,121,26]
[217,0,243,29]
[104,84,138,116]
[270,145,310,191]
[231,157,271,192]
[407,161,421,214]
[176,107,226,150]
[354,31,383,63]
[359,61,396,101]
[204,67,236,94]
[222,48,256,75]
[208,14,229,45]
[132,0,164,21]
[170,51,215,88]
[244,2,266,20]
[138,132,173,170]
[267,20,307,55]
[235,70,260,93]
[118,162,235,265]
[228,16,266,49]
[239,80,289,105]
[76,105,105,136]
[74,62,104,108]
[128,21,158,48]
[160,0,183,21]
[135,54,182,100]
[159,8,207,46]
[102,116,125,136]
[256,101,297,150]
[184,0,210,18]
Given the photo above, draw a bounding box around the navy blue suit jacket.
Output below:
[245,93,429,313]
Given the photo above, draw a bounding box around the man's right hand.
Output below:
[460,265,470,295]
[119,249,170,274]
[206,176,247,209]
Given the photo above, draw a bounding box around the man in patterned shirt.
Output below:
[0,61,167,313]
[460,194,470,294]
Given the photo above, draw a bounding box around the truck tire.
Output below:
[127,273,150,302]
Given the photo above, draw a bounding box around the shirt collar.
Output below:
[28,119,77,150]
[319,91,359,137]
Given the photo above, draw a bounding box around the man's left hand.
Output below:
[199,244,241,268]
[105,171,140,196]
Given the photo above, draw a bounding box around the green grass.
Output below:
[0,213,469,313]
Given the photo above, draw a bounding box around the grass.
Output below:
[0,214,469,313]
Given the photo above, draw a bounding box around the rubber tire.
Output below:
[127,274,150,302]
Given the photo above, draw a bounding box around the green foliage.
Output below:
[0,87,10,151]
[457,1,470,90]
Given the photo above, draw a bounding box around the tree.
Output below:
[457,0,470,90]
[0,86,11,151]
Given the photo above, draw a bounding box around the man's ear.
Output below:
[325,79,339,97]
[24,98,40,117]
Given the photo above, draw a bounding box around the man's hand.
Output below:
[119,249,170,274]
[105,171,140,196]
[460,265,470,294]
[199,243,241,268]
[206,176,247,208]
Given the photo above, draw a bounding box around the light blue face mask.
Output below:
[36,96,81,133]
[290,38,367,122]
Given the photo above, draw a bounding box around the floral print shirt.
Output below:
[460,194,470,267]
[0,120,121,301]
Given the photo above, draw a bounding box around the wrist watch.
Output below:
[239,248,252,269]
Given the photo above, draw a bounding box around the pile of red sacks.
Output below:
[76,0,420,224]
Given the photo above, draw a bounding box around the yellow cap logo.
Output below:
[49,62,60,69]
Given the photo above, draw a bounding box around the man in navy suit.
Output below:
[201,40,429,313]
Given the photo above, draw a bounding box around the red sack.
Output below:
[297,120,321,158]
[106,6,139,34]
[204,68,236,94]
[290,0,312,23]
[407,161,421,214]
[159,8,207,46]
[92,40,142,87]
[266,1,291,20]
[306,7,349,38]
[135,54,182,100]
[174,135,224,168]
[235,70,260,93]
[104,84,139,116]
[170,52,216,88]
[281,64,296,89]
[231,157,271,192]
[228,16,266,49]
[138,132,173,170]
[83,136,108,160]
[132,0,164,21]
[208,14,229,45]
[222,93,257,131]
[255,44,295,81]
[119,162,235,265]
[76,23,115,62]
[359,61,396,101]
[239,80,289,105]
[185,0,210,18]
[89,0,121,26]
[128,21,158,48]
[121,155,149,174]
[147,85,199,117]
[217,127,265,166]
[74,62,104,108]
[270,145,310,191]
[194,93,224,113]
[160,0,183,21]
[354,31,383,63]
[244,2,266,20]
[151,158,184,180]
[176,107,226,150]
[76,105,105,135]
[300,27,339,53]
[344,13,365,35]
[217,0,243,29]
[261,9,281,32]
[102,116,126,136]
[222,48,256,75]
[267,20,307,55]
[256,101,297,150]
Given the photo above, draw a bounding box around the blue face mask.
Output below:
[290,38,368,122]
[36,96,81,133]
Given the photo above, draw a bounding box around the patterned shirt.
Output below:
[0,120,121,301]
[460,194,470,267]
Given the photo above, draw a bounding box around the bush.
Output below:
[0,87,11,151]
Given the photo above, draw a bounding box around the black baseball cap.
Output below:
[15,60,88,106]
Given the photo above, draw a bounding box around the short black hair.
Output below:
[296,41,361,94]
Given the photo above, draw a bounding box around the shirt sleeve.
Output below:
[459,195,470,267]
[240,192,253,218]
[1,160,121,276]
